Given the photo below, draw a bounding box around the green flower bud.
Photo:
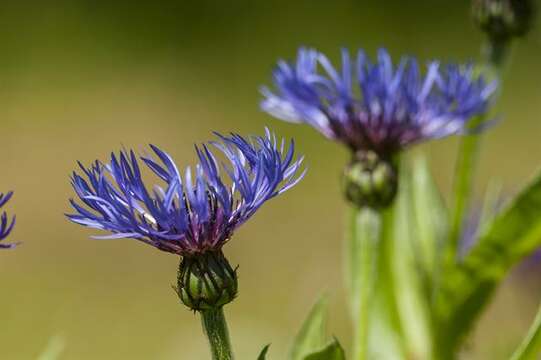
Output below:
[342,150,398,209]
[473,0,534,41]
[176,250,238,312]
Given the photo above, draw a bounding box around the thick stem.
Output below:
[348,207,381,360]
[200,307,234,360]
[375,207,405,357]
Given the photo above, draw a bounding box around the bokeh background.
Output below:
[0,1,540,359]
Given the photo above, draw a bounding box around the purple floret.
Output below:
[68,129,305,256]
[262,47,497,155]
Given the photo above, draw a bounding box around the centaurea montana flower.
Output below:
[261,48,497,207]
[68,129,305,310]
[262,47,496,155]
[0,192,16,249]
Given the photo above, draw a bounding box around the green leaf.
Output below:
[478,180,503,229]
[365,207,405,360]
[436,169,541,352]
[411,156,449,280]
[347,207,380,359]
[391,162,433,359]
[257,344,271,360]
[303,338,346,360]
[446,131,482,273]
[510,300,541,360]
[289,296,328,360]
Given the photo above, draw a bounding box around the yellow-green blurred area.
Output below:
[0,1,540,359]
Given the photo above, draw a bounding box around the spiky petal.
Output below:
[261,48,497,155]
[0,192,16,249]
[68,129,305,256]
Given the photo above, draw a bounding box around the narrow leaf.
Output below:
[257,344,271,360]
[366,207,405,360]
[392,162,433,359]
[437,169,541,351]
[289,296,328,360]
[411,156,449,280]
[303,338,346,360]
[478,180,503,230]
[446,132,481,273]
[510,299,541,360]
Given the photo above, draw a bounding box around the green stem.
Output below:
[510,299,541,360]
[483,37,511,71]
[349,206,405,360]
[349,207,380,360]
[201,307,234,360]
[377,207,405,350]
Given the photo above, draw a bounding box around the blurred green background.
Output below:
[0,0,540,358]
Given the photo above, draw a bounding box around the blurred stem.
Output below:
[510,299,541,360]
[376,207,405,355]
[483,37,512,72]
[201,308,234,360]
[348,206,404,360]
[348,207,380,360]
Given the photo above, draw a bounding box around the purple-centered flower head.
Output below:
[0,192,16,249]
[261,47,497,156]
[68,129,305,257]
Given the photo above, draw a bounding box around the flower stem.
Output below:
[483,37,511,71]
[200,307,234,360]
[348,207,380,360]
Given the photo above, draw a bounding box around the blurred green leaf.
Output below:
[257,344,271,360]
[411,156,449,282]
[365,299,404,360]
[446,132,481,275]
[302,338,345,360]
[510,300,541,360]
[391,161,433,359]
[289,296,328,360]
[436,169,541,352]
[366,208,405,360]
[347,207,380,359]
[348,159,445,359]
[479,180,503,229]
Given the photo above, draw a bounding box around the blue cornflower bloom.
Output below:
[68,129,305,256]
[261,47,497,155]
[0,192,16,249]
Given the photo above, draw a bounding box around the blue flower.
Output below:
[261,48,497,155]
[68,129,305,256]
[0,192,16,249]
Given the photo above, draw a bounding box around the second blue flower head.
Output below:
[262,47,497,155]
[261,47,497,208]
